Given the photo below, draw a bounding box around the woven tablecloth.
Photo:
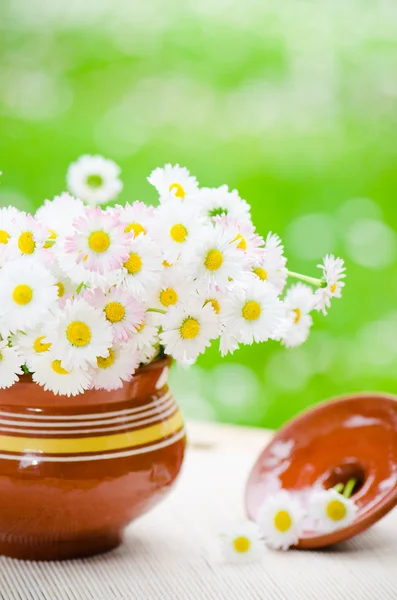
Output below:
[1,423,397,600]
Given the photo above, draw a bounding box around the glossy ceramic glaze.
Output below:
[0,358,186,560]
[246,393,397,548]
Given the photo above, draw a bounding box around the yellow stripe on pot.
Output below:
[0,410,184,455]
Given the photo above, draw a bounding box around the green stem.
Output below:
[287,270,324,288]
[146,307,166,315]
[333,483,345,494]
[343,478,356,499]
[76,282,85,294]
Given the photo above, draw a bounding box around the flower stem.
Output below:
[287,270,323,288]
[147,307,166,315]
[333,482,345,494]
[343,478,356,499]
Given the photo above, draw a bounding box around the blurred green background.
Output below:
[1,0,397,429]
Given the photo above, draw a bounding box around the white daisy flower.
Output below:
[62,207,131,276]
[218,522,264,564]
[280,283,314,348]
[136,344,160,366]
[0,258,58,337]
[215,214,264,262]
[309,489,358,533]
[160,299,220,363]
[0,341,23,389]
[116,201,156,238]
[147,163,198,202]
[315,255,346,315]
[121,234,163,297]
[50,261,78,299]
[184,224,248,292]
[0,206,18,266]
[45,298,114,370]
[85,286,145,342]
[11,326,53,370]
[35,192,85,243]
[151,267,194,311]
[129,311,160,352]
[250,233,287,292]
[91,341,140,391]
[31,352,92,397]
[198,185,252,225]
[5,212,49,262]
[220,280,284,356]
[196,281,225,319]
[66,155,123,206]
[257,490,305,550]
[151,199,200,262]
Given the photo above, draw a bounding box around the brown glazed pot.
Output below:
[0,357,186,561]
[245,393,397,548]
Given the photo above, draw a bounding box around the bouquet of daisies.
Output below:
[0,156,345,396]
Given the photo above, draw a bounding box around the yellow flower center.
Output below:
[105,301,125,323]
[66,321,92,347]
[160,288,178,307]
[97,349,115,369]
[88,231,110,253]
[180,317,200,339]
[326,499,347,522]
[169,182,185,199]
[253,267,267,281]
[204,298,221,314]
[18,231,35,254]
[163,260,172,268]
[204,249,223,271]
[125,223,146,236]
[0,230,10,244]
[274,510,292,532]
[170,224,188,243]
[233,536,251,554]
[33,336,51,353]
[56,282,65,298]
[44,229,57,249]
[86,174,103,189]
[293,308,301,324]
[12,284,33,306]
[330,283,337,293]
[242,301,261,321]
[136,321,145,333]
[51,360,69,375]
[124,253,142,275]
[231,233,247,250]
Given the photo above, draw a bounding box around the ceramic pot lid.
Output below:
[245,393,397,548]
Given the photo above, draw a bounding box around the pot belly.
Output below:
[0,389,186,560]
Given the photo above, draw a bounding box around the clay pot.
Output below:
[245,393,397,548]
[0,357,186,560]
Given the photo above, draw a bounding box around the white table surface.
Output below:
[1,421,397,600]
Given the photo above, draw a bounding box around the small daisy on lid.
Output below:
[257,490,304,550]
[218,522,263,564]
[67,155,122,206]
[148,164,198,202]
[309,488,357,533]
